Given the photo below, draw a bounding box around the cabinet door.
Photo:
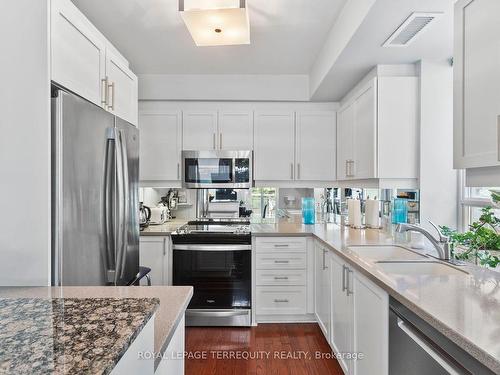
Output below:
[51,0,106,107]
[296,111,336,181]
[330,255,353,374]
[218,111,254,150]
[182,111,218,150]
[314,243,330,339]
[353,79,377,179]
[139,111,182,182]
[254,111,295,180]
[454,0,500,168]
[353,271,388,375]
[337,104,355,180]
[139,237,167,285]
[106,48,138,125]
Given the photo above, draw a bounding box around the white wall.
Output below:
[0,1,51,285]
[139,74,310,102]
[418,60,458,231]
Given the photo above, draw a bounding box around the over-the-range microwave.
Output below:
[181,150,253,189]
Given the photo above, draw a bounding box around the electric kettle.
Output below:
[139,202,151,230]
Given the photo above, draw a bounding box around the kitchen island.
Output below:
[0,286,193,374]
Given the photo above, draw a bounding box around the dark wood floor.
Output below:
[185,323,344,375]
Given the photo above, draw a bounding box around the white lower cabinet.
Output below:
[155,316,186,375]
[255,237,313,320]
[314,242,331,339]
[329,251,388,375]
[139,237,170,286]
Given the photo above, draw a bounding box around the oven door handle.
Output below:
[187,310,250,317]
[173,244,252,251]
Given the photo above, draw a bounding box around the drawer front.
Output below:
[256,253,306,269]
[256,237,307,253]
[256,269,306,286]
[256,286,306,315]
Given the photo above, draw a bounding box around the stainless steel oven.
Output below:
[172,221,252,326]
[182,150,252,189]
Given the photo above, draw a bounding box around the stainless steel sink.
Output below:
[348,245,429,262]
[375,261,469,276]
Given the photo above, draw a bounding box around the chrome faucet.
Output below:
[396,221,451,261]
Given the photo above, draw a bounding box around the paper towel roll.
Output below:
[347,199,354,226]
[351,199,362,228]
[365,199,380,228]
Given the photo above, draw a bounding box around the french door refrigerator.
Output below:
[52,88,139,286]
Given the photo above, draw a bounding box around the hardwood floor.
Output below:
[185,323,344,375]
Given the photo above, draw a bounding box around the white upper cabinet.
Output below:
[337,104,355,180]
[51,0,138,124]
[337,75,418,185]
[51,0,106,107]
[105,47,138,125]
[454,0,500,169]
[139,111,182,183]
[254,111,296,181]
[218,111,254,150]
[182,111,218,150]
[296,111,336,181]
[352,81,377,179]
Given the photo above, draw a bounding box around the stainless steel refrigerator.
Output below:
[52,88,139,286]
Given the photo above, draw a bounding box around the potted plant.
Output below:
[440,207,500,270]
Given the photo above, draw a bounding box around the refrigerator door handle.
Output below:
[104,128,117,283]
[114,129,126,284]
[118,129,130,280]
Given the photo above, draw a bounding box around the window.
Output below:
[459,171,500,230]
[251,188,277,220]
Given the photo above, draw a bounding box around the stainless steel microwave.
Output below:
[182,150,253,189]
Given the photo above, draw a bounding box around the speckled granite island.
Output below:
[0,286,193,374]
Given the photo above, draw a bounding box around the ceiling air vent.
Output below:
[383,12,443,47]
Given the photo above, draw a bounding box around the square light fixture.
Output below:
[179,0,250,46]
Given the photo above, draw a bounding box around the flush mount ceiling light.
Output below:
[179,0,250,47]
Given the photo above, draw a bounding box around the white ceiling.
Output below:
[311,0,454,101]
[71,0,348,75]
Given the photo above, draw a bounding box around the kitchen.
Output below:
[1,0,500,374]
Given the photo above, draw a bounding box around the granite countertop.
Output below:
[0,286,193,372]
[0,297,158,375]
[253,221,500,374]
[140,220,188,236]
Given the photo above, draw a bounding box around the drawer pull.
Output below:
[274,276,289,280]
[274,244,289,248]
[274,260,289,264]
[274,299,289,303]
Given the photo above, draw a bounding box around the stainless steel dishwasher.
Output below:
[389,298,495,375]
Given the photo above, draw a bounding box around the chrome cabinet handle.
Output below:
[107,81,115,111]
[274,299,289,303]
[101,77,109,106]
[163,237,167,256]
[290,163,294,179]
[322,249,328,270]
[342,265,347,292]
[213,133,216,150]
[346,268,353,296]
[220,133,223,149]
[350,160,355,177]
[297,163,301,180]
[345,160,349,178]
[274,244,289,248]
[274,260,289,264]
[177,163,180,180]
[274,276,289,280]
